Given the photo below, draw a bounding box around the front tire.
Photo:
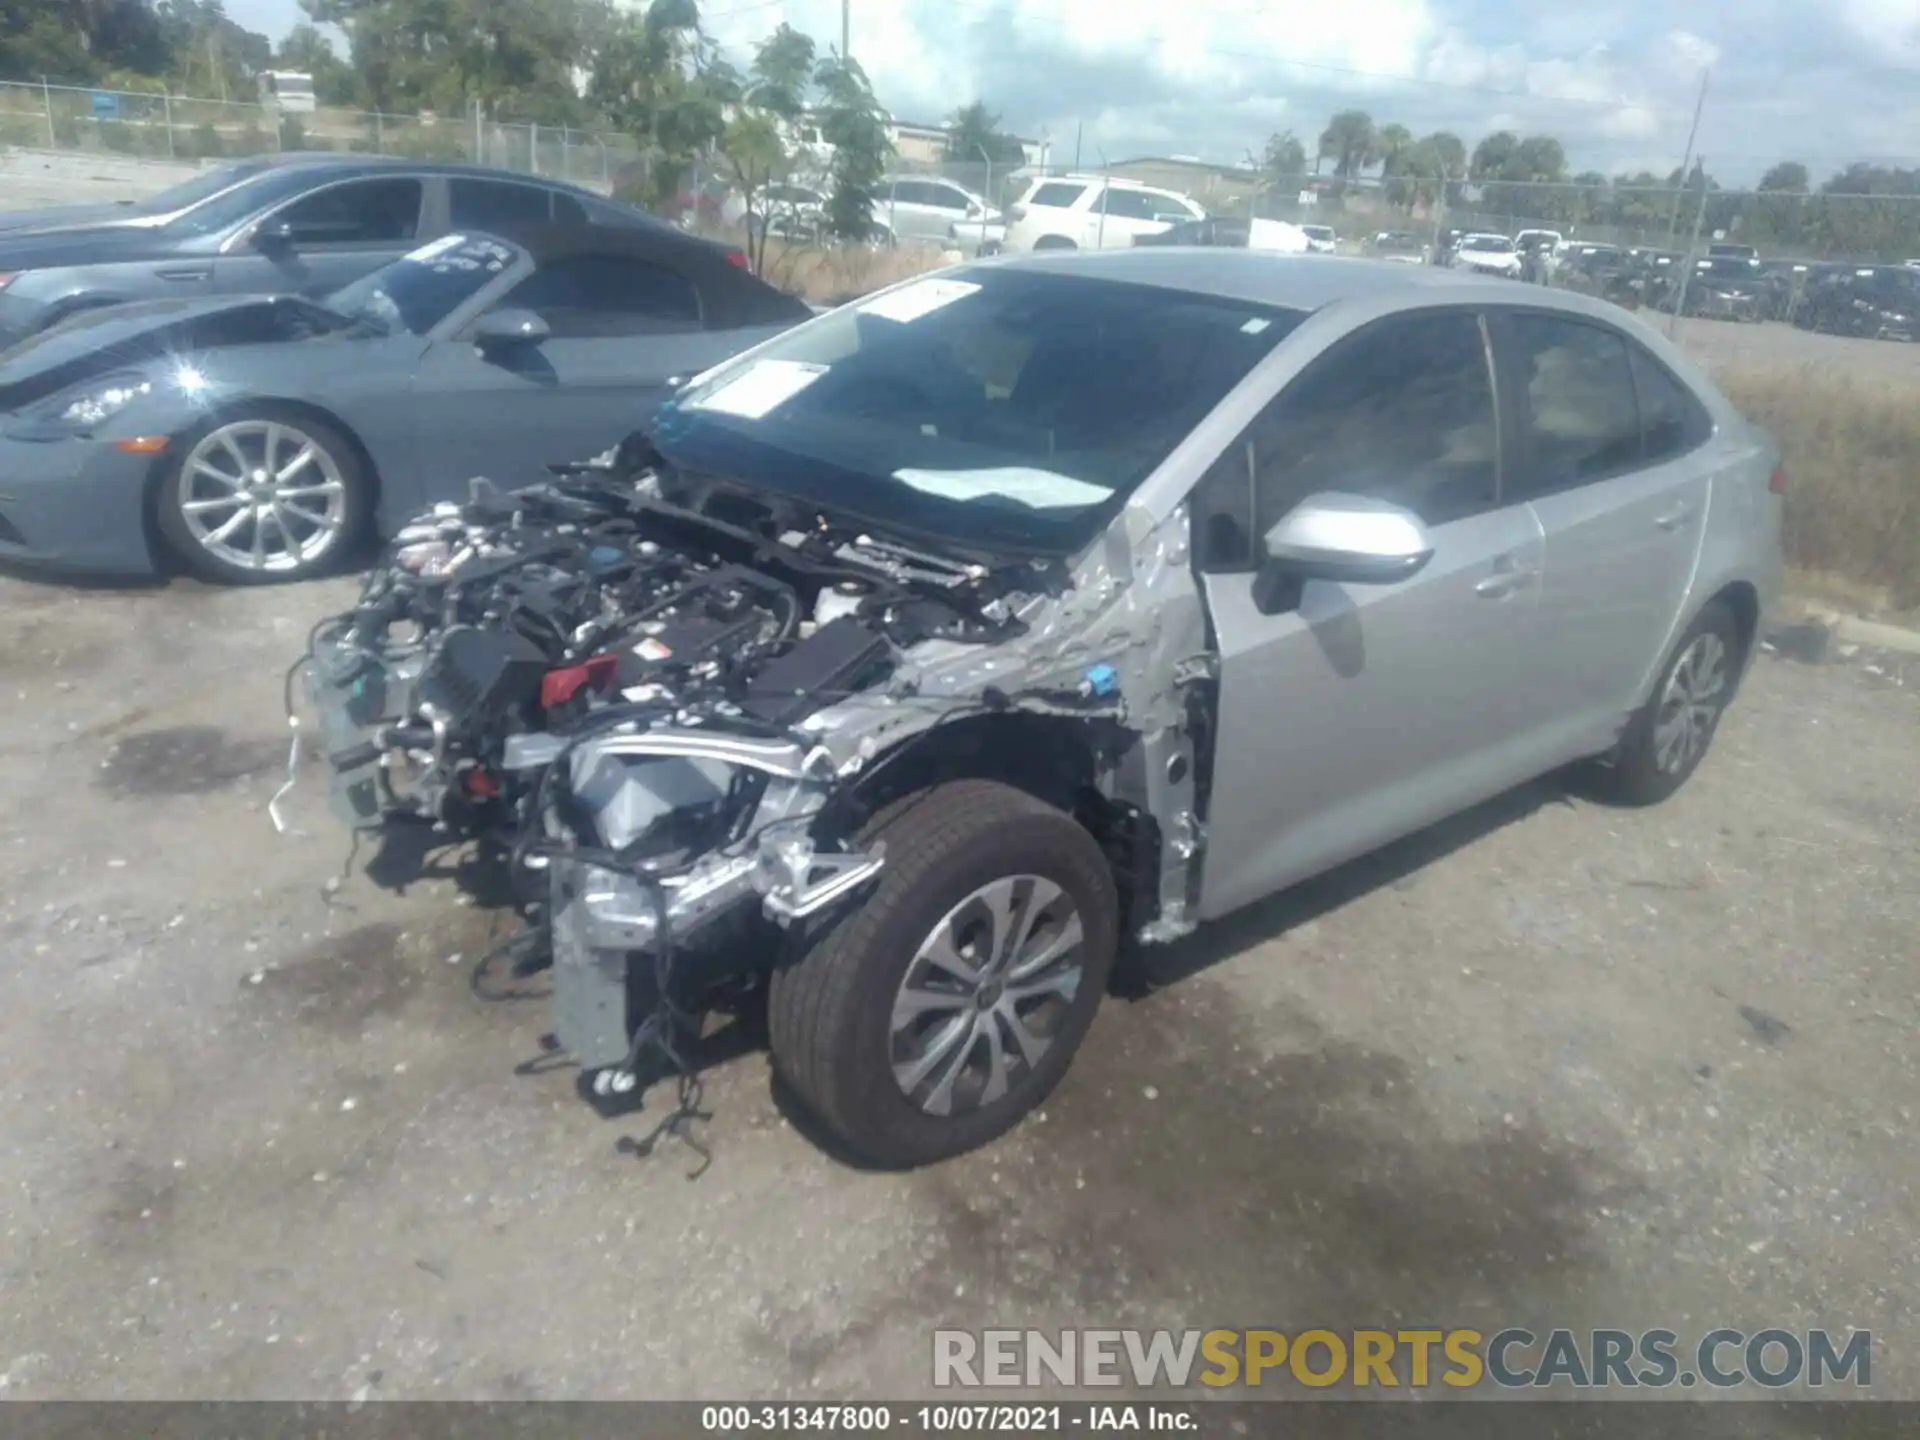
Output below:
[155,405,370,585]
[768,780,1119,1168]
[1587,600,1741,806]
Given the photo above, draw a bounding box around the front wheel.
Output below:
[768,780,1119,1168]
[155,406,370,584]
[1585,600,1741,806]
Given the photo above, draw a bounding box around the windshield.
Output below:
[1462,236,1513,253]
[158,165,335,238]
[651,268,1306,555]
[128,160,273,217]
[324,234,521,336]
[1302,226,1334,240]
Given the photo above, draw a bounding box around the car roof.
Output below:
[458,218,738,266]
[229,151,626,206]
[981,247,1610,314]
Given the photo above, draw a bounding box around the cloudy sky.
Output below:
[226,0,1920,185]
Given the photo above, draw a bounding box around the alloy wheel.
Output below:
[1652,631,1729,775]
[890,875,1087,1118]
[177,419,348,574]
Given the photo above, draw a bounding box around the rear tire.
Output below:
[1585,600,1741,806]
[768,780,1119,1168]
[1032,235,1078,250]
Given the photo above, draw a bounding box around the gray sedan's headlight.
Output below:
[51,372,153,430]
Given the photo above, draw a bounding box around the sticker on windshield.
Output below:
[857,277,981,324]
[892,466,1113,510]
[686,359,827,419]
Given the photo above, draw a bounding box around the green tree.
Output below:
[945,100,1023,165]
[275,22,358,106]
[716,23,816,269]
[586,0,732,211]
[1317,107,1376,178]
[1261,128,1306,182]
[811,50,892,244]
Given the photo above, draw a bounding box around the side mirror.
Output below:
[1261,492,1435,586]
[252,219,297,250]
[473,308,550,350]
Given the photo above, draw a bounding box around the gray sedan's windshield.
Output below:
[133,160,274,216]
[651,267,1306,554]
[158,166,335,237]
[324,234,521,336]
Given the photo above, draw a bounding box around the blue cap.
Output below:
[1083,663,1119,697]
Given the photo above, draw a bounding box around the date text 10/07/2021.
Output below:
[701,1404,1194,1432]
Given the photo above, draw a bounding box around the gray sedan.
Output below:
[0,223,809,583]
[0,154,669,349]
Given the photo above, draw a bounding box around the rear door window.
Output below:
[450,178,556,228]
[1502,313,1643,498]
[1629,347,1711,463]
[1098,188,1164,221]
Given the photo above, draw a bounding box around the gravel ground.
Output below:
[0,569,1914,1404]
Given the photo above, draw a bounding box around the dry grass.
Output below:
[763,240,948,304]
[1719,367,1920,608]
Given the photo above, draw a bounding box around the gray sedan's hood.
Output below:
[0,223,182,270]
[0,293,355,414]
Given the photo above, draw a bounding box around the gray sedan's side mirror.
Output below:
[252,219,297,250]
[473,308,550,350]
[1262,491,1435,585]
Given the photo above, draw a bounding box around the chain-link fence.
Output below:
[0,79,639,194]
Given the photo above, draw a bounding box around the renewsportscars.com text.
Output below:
[932,1328,1872,1391]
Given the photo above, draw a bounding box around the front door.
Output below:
[213,175,426,300]
[1194,309,1554,920]
[399,252,778,510]
[1490,310,1712,748]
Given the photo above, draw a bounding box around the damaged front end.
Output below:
[293,437,1213,1085]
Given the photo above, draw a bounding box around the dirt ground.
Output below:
[0,558,1914,1405]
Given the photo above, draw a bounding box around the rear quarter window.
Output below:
[1026,182,1089,209]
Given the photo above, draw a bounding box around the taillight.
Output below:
[0,272,14,290]
[1769,464,1788,495]
[724,248,749,269]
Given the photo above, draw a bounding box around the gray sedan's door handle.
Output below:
[155,266,211,281]
[1654,501,1695,531]
[1474,555,1539,599]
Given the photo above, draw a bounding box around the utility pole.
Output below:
[1663,68,1709,252]
[841,0,850,59]
[1667,155,1711,340]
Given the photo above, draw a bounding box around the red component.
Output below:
[1769,464,1789,495]
[465,769,502,798]
[540,653,619,709]
[724,247,750,270]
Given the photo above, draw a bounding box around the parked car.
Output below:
[1001,175,1205,252]
[1132,216,1310,253]
[1755,259,1826,321]
[1555,244,1645,308]
[297,249,1784,1167]
[876,175,1002,251]
[1671,255,1766,322]
[0,153,360,237]
[1298,223,1337,254]
[1793,265,1919,340]
[0,223,809,583]
[1454,233,1523,277]
[1513,227,1564,257]
[0,155,668,351]
[730,182,830,243]
[1368,230,1428,264]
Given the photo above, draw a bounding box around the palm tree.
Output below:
[1317,109,1377,179]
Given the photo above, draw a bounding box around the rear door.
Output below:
[213,175,427,298]
[405,249,788,500]
[1488,308,1713,749]
[1082,185,1181,248]
[1194,308,1551,919]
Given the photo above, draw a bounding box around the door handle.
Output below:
[154,266,210,281]
[1654,502,1695,531]
[1474,556,1539,599]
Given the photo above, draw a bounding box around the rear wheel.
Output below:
[1033,235,1078,251]
[768,781,1118,1168]
[155,405,370,585]
[1586,600,1741,806]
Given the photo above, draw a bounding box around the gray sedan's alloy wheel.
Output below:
[1586,598,1742,806]
[157,409,368,584]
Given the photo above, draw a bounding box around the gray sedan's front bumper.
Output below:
[0,430,163,577]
